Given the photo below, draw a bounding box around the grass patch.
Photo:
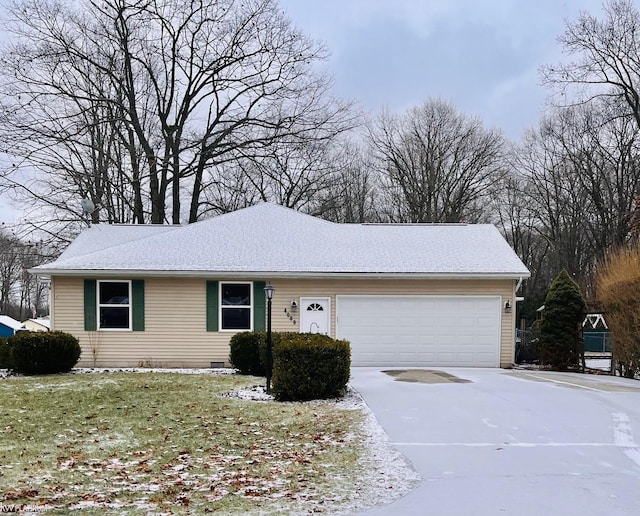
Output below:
[0,372,365,514]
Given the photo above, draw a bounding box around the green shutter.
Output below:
[206,281,219,331]
[253,281,266,331]
[131,280,145,331]
[84,279,97,331]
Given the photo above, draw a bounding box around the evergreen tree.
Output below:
[537,270,587,370]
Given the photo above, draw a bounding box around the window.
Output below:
[220,282,252,330]
[98,280,131,330]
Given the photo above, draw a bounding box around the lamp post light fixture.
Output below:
[264,283,275,392]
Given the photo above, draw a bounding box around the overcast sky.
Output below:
[279,0,604,138]
[0,0,607,225]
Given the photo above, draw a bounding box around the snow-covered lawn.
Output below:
[0,368,416,514]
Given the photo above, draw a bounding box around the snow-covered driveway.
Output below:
[351,368,640,516]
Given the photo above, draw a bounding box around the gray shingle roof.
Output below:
[33,203,530,278]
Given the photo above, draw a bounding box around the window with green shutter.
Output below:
[206,281,219,331]
[84,279,97,331]
[131,280,145,331]
[84,279,145,331]
[206,281,264,332]
[253,281,266,331]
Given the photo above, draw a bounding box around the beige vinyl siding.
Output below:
[271,279,516,368]
[52,276,516,368]
[53,277,230,368]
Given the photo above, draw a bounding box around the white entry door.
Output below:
[300,297,330,334]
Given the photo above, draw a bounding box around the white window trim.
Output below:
[97,279,132,331]
[219,281,253,332]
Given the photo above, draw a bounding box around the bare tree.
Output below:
[197,162,263,216]
[514,102,640,300]
[542,0,640,129]
[0,230,22,315]
[535,0,640,303]
[0,0,164,232]
[222,138,338,212]
[314,140,380,223]
[517,127,593,283]
[547,103,640,251]
[368,99,506,223]
[0,0,355,237]
[491,173,550,308]
[0,228,50,319]
[193,136,378,221]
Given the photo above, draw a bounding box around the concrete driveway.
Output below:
[350,367,640,516]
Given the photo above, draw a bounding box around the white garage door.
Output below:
[336,296,501,367]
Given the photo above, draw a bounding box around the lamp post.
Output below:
[264,283,275,392]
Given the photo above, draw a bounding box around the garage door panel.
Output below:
[337,295,500,367]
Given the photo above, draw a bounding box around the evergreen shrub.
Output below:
[271,333,350,401]
[229,331,266,375]
[537,270,586,370]
[8,331,81,374]
[257,332,298,375]
[0,337,10,368]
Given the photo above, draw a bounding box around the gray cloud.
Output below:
[280,0,605,139]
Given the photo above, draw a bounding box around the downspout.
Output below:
[512,277,525,368]
[515,277,524,293]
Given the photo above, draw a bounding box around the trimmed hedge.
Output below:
[0,337,10,369]
[271,333,350,401]
[229,331,266,375]
[257,332,299,374]
[229,331,352,401]
[229,331,299,376]
[8,331,81,375]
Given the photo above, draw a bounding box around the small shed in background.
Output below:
[22,318,51,332]
[0,315,24,337]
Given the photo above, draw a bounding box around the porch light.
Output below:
[504,300,512,314]
[264,283,275,301]
[264,283,275,392]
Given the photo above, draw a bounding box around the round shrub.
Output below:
[8,331,81,374]
[271,333,350,401]
[0,337,11,369]
[229,331,266,376]
[257,331,299,376]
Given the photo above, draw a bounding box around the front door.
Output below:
[300,297,330,335]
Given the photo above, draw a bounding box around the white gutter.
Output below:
[30,268,531,281]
